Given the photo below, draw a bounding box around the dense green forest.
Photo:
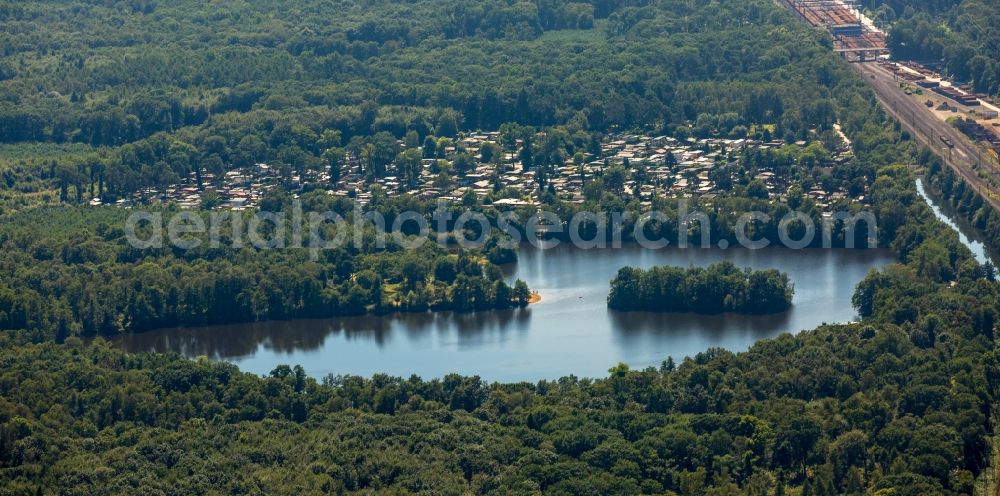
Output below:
[925,151,1000,261]
[0,0,999,494]
[0,200,533,338]
[608,262,794,314]
[874,0,1000,96]
[0,0,836,145]
[0,0,911,339]
[1,167,999,494]
[0,0,858,206]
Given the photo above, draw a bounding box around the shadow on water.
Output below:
[609,307,793,336]
[118,308,534,362]
[113,243,894,381]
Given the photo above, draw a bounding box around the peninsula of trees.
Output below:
[0,203,533,338]
[2,0,1000,494]
[608,262,794,314]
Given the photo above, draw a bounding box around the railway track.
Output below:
[855,62,1000,214]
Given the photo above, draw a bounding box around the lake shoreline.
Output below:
[110,244,894,382]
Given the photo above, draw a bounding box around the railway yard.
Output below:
[858,59,1000,211]
[779,0,1000,209]
[781,0,887,59]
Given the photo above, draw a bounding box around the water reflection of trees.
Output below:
[608,308,794,340]
[110,244,893,378]
[114,308,533,360]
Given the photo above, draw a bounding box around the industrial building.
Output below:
[782,0,888,61]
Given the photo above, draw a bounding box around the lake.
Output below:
[114,244,895,381]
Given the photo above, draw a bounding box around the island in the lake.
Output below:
[608,261,794,315]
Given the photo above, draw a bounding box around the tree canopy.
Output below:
[0,0,999,494]
[608,262,794,314]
